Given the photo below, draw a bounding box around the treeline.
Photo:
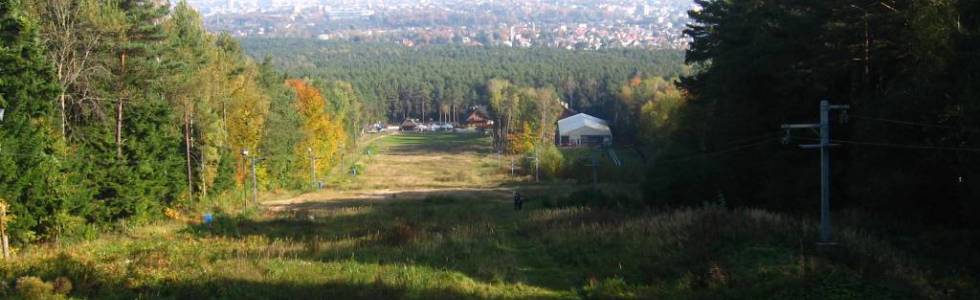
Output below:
[649,0,980,225]
[240,38,686,140]
[0,0,363,243]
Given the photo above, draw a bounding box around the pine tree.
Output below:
[257,58,302,190]
[112,0,168,157]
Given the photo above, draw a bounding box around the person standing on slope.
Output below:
[513,191,524,211]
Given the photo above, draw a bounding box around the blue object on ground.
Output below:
[203,213,213,224]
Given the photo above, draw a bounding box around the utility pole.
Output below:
[250,155,258,206]
[201,141,208,200]
[535,148,540,182]
[308,147,318,191]
[782,99,849,246]
[241,148,249,209]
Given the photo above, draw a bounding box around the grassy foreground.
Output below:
[0,200,972,299]
[0,133,974,299]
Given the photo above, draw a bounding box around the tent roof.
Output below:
[558,113,611,136]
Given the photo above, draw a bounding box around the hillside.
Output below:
[0,133,972,299]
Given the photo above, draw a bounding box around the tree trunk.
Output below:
[60,92,67,137]
[184,108,194,201]
[0,202,8,259]
[201,144,208,200]
[116,98,123,157]
[116,52,127,158]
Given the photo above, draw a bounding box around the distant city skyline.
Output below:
[184,0,695,50]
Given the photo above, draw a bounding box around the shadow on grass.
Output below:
[181,183,951,299]
[15,196,956,299]
[6,254,496,300]
[184,191,579,291]
[184,189,823,296]
[150,278,485,300]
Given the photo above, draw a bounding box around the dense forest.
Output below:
[647,0,980,228]
[0,0,366,244]
[241,38,686,133]
[3,0,976,243]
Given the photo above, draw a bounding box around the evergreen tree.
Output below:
[0,0,69,242]
[664,0,980,224]
[257,58,303,190]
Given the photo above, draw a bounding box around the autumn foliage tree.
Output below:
[287,79,347,186]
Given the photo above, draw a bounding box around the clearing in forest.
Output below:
[2,132,942,299]
[265,132,521,211]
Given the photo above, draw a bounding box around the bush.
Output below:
[580,277,635,300]
[538,143,564,177]
[51,277,71,295]
[15,276,54,300]
[42,212,98,242]
[350,163,364,176]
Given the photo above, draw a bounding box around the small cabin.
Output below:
[465,106,493,129]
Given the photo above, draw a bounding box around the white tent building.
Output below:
[557,113,612,146]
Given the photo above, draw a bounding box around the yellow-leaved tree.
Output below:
[637,78,685,147]
[508,122,537,155]
[227,65,271,186]
[287,79,347,186]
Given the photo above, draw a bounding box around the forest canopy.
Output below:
[650,0,980,226]
[0,0,365,243]
[240,38,687,128]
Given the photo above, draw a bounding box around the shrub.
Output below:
[538,143,564,177]
[51,277,71,295]
[15,276,54,300]
[163,207,181,220]
[350,163,364,176]
[581,277,635,300]
[42,212,98,242]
